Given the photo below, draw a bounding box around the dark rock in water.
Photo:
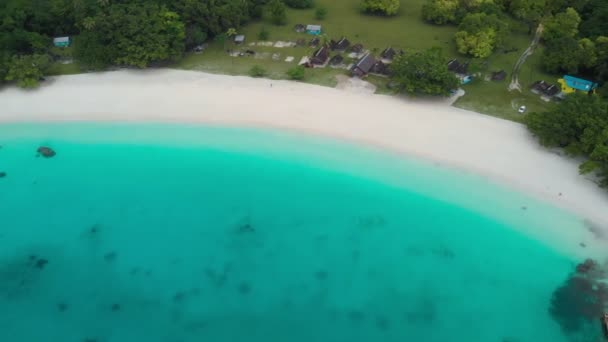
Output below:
[575,259,597,274]
[314,270,328,280]
[0,172,6,178]
[375,315,390,331]
[104,252,117,262]
[82,338,98,342]
[238,223,255,233]
[173,291,186,302]
[111,303,121,312]
[57,302,69,312]
[238,282,251,295]
[28,255,38,261]
[347,310,366,322]
[579,242,586,248]
[37,146,56,158]
[89,224,101,234]
[34,258,48,269]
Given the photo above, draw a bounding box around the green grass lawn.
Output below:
[47,61,83,76]
[452,21,559,121]
[174,0,459,88]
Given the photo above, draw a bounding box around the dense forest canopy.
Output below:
[0,0,607,90]
[0,0,265,87]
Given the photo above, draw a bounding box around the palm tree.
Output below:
[82,17,96,30]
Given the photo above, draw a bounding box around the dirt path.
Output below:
[508,24,544,92]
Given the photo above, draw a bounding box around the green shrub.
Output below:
[284,0,314,8]
[258,27,270,41]
[268,0,288,25]
[286,66,306,80]
[249,65,267,77]
[360,0,400,16]
[315,7,328,20]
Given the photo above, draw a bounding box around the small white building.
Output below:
[53,36,70,47]
[234,35,245,44]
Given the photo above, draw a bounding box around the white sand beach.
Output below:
[1,69,607,230]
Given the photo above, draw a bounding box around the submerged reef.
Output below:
[37,146,56,158]
[0,171,6,178]
[550,258,608,335]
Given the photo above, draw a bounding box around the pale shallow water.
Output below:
[0,123,605,342]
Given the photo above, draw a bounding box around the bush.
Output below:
[249,65,267,77]
[284,0,314,8]
[258,27,270,41]
[286,66,306,80]
[268,0,288,25]
[315,7,328,20]
[360,0,400,16]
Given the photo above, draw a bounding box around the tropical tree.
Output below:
[389,47,459,96]
[543,7,581,42]
[5,54,50,88]
[526,93,608,186]
[455,12,509,58]
[268,0,287,25]
[422,0,460,25]
[542,37,584,73]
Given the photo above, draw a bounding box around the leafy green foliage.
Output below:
[258,27,270,40]
[286,65,306,80]
[269,0,288,25]
[185,26,208,50]
[422,0,460,25]
[543,8,581,42]
[579,0,608,38]
[389,47,459,96]
[249,65,267,77]
[526,94,608,187]
[5,54,50,88]
[315,7,328,20]
[284,0,314,9]
[77,3,185,68]
[361,0,400,16]
[455,12,509,58]
[542,37,584,73]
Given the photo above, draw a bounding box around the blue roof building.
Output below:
[559,75,598,94]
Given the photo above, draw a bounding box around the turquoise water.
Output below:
[0,123,604,342]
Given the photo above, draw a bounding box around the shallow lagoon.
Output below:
[0,123,603,342]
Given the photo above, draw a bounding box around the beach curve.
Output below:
[1,68,607,233]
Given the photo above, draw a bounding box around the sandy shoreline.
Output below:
[1,69,607,230]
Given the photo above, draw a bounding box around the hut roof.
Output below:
[563,75,598,91]
[381,47,396,60]
[354,53,376,73]
[491,70,507,81]
[371,60,390,75]
[350,43,364,53]
[53,36,70,44]
[329,54,344,65]
[447,59,460,72]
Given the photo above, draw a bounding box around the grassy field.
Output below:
[173,0,560,121]
[452,22,558,122]
[47,61,82,76]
